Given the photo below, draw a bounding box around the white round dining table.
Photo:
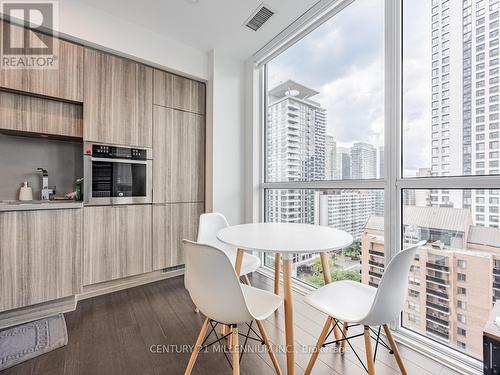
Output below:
[217,223,354,375]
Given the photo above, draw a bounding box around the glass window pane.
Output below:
[265,0,384,182]
[403,0,500,178]
[398,189,499,360]
[264,189,384,288]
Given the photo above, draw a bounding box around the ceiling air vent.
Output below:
[245,4,275,31]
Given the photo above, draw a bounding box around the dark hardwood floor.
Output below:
[3,273,459,375]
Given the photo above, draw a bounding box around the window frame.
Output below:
[253,0,497,372]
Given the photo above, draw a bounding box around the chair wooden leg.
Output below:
[333,319,341,340]
[256,320,282,375]
[340,322,348,353]
[274,253,280,295]
[244,274,251,285]
[231,326,240,375]
[363,326,375,375]
[318,252,340,340]
[185,317,210,375]
[383,324,407,375]
[305,316,333,375]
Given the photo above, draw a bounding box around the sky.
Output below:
[267,0,431,177]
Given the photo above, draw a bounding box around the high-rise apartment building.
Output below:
[351,142,377,179]
[362,206,500,359]
[337,147,352,179]
[430,0,500,227]
[378,146,384,179]
[265,80,326,224]
[314,190,376,239]
[326,135,337,180]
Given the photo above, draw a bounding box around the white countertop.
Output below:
[0,200,83,212]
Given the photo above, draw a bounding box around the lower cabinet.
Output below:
[0,209,82,312]
[153,202,204,270]
[83,205,152,285]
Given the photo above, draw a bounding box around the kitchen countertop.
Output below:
[0,200,83,212]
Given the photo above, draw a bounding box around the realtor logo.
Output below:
[1,1,59,69]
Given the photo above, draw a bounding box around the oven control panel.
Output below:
[90,144,147,160]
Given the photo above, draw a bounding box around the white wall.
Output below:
[56,0,208,79]
[206,50,246,225]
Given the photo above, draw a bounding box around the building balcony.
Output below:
[426,314,449,327]
[369,281,379,288]
[368,249,384,258]
[425,262,449,273]
[426,275,449,286]
[426,287,448,300]
[494,268,500,276]
[368,270,383,279]
[368,259,385,269]
[426,326,449,340]
[426,301,449,313]
[493,282,500,290]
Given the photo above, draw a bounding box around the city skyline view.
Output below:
[264,0,500,362]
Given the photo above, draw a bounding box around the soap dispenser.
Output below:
[19,181,33,201]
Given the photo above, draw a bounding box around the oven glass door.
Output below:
[92,161,146,198]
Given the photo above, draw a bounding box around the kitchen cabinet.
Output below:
[0,91,82,138]
[84,49,153,147]
[83,205,152,285]
[0,209,82,312]
[152,202,204,269]
[0,21,83,102]
[153,106,205,204]
[153,70,205,115]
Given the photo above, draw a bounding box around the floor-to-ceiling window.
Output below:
[260,0,498,369]
[263,0,384,288]
[401,0,500,362]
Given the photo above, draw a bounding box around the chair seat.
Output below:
[241,284,282,321]
[226,251,261,276]
[304,280,377,323]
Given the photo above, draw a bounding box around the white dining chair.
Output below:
[197,213,261,285]
[183,240,283,375]
[303,240,426,375]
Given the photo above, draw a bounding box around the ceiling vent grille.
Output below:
[245,4,275,31]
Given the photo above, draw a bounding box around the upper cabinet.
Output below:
[0,91,83,138]
[84,48,153,147]
[0,21,84,102]
[153,70,205,115]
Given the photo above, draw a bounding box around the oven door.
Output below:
[84,157,152,205]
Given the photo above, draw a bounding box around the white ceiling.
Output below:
[77,0,320,60]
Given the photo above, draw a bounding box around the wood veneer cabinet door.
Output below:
[0,91,82,137]
[153,106,205,203]
[84,48,153,147]
[153,70,205,115]
[152,202,204,269]
[83,205,152,285]
[0,21,84,102]
[0,209,82,312]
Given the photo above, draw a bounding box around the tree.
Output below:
[310,255,333,275]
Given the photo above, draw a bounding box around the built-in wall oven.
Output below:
[83,142,152,205]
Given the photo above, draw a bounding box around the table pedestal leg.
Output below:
[282,256,295,375]
[319,252,341,341]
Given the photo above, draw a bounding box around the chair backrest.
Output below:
[363,240,427,326]
[197,212,234,253]
[183,239,253,324]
